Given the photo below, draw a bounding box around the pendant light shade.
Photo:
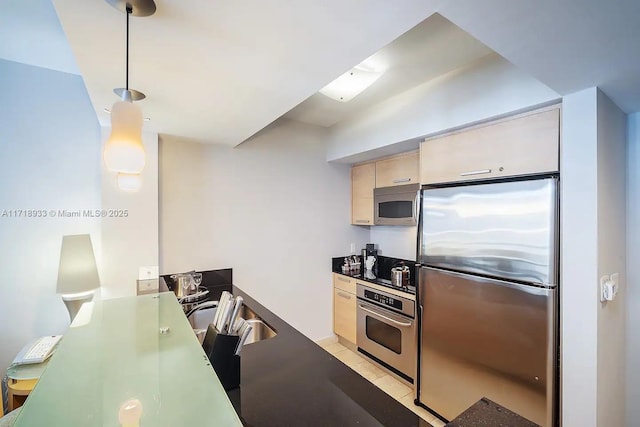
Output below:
[103,0,155,181]
[117,172,143,192]
[104,95,146,174]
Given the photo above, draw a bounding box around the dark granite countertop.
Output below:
[229,285,426,427]
[445,398,540,427]
[332,255,417,295]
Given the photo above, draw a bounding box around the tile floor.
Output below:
[318,341,446,427]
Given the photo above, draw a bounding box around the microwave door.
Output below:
[374,184,419,226]
[418,177,558,286]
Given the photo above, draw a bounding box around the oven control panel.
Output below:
[364,290,403,311]
[357,284,415,318]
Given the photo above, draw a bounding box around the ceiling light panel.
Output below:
[319,66,384,103]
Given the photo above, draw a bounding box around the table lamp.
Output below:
[56,234,100,321]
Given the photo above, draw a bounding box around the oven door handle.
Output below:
[358,304,412,327]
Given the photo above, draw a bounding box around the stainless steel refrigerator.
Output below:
[416,176,558,427]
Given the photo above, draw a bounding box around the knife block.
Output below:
[202,324,241,391]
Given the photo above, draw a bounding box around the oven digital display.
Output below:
[364,290,403,311]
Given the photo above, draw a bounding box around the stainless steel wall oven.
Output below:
[356,284,416,382]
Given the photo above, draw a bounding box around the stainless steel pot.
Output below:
[391,265,410,288]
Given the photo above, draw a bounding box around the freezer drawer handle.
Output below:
[359,305,412,327]
[460,169,492,176]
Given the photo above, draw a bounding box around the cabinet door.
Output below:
[334,288,357,343]
[375,151,419,188]
[333,274,356,294]
[351,163,375,225]
[421,108,559,184]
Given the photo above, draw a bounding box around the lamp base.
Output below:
[61,291,95,322]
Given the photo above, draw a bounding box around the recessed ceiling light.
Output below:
[319,64,384,103]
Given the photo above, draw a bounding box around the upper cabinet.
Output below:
[375,151,419,188]
[420,107,560,185]
[351,162,376,225]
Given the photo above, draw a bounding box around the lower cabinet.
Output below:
[333,274,356,344]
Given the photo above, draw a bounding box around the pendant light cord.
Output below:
[125,5,131,91]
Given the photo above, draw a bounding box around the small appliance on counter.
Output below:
[391,262,411,288]
[331,253,416,295]
[361,243,378,277]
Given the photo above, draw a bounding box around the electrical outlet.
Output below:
[610,272,619,298]
[350,243,356,254]
[600,273,620,302]
[138,266,159,280]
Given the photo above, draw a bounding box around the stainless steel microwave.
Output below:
[373,183,419,226]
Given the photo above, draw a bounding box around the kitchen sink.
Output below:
[236,305,277,345]
[243,318,277,344]
[237,305,260,320]
[193,303,277,345]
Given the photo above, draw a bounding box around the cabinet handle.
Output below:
[355,219,370,224]
[336,276,350,282]
[337,292,352,300]
[392,177,411,183]
[460,169,492,177]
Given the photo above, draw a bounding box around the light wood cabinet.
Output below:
[351,162,375,225]
[375,151,419,188]
[420,107,560,185]
[333,274,356,344]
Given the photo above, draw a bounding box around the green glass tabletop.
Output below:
[14,293,242,426]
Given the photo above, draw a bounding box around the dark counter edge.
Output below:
[228,285,425,427]
[161,268,425,426]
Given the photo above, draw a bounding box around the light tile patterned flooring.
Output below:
[318,341,446,427]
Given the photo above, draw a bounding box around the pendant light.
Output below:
[103,0,156,178]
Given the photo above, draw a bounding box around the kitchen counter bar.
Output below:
[230,285,424,427]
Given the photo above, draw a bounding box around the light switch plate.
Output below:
[137,278,159,295]
[138,266,159,280]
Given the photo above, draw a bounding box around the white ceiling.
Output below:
[0,0,78,75]
[2,0,640,146]
[50,0,439,146]
[283,14,493,127]
[438,0,640,114]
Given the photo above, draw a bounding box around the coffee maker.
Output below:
[361,243,378,277]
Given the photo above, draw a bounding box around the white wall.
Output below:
[100,129,159,299]
[626,112,640,427]
[369,226,416,261]
[560,88,600,427]
[561,88,628,427]
[159,119,369,340]
[595,90,627,427]
[0,59,101,373]
[327,54,560,163]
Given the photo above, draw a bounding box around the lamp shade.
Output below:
[56,234,100,295]
[104,99,146,174]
